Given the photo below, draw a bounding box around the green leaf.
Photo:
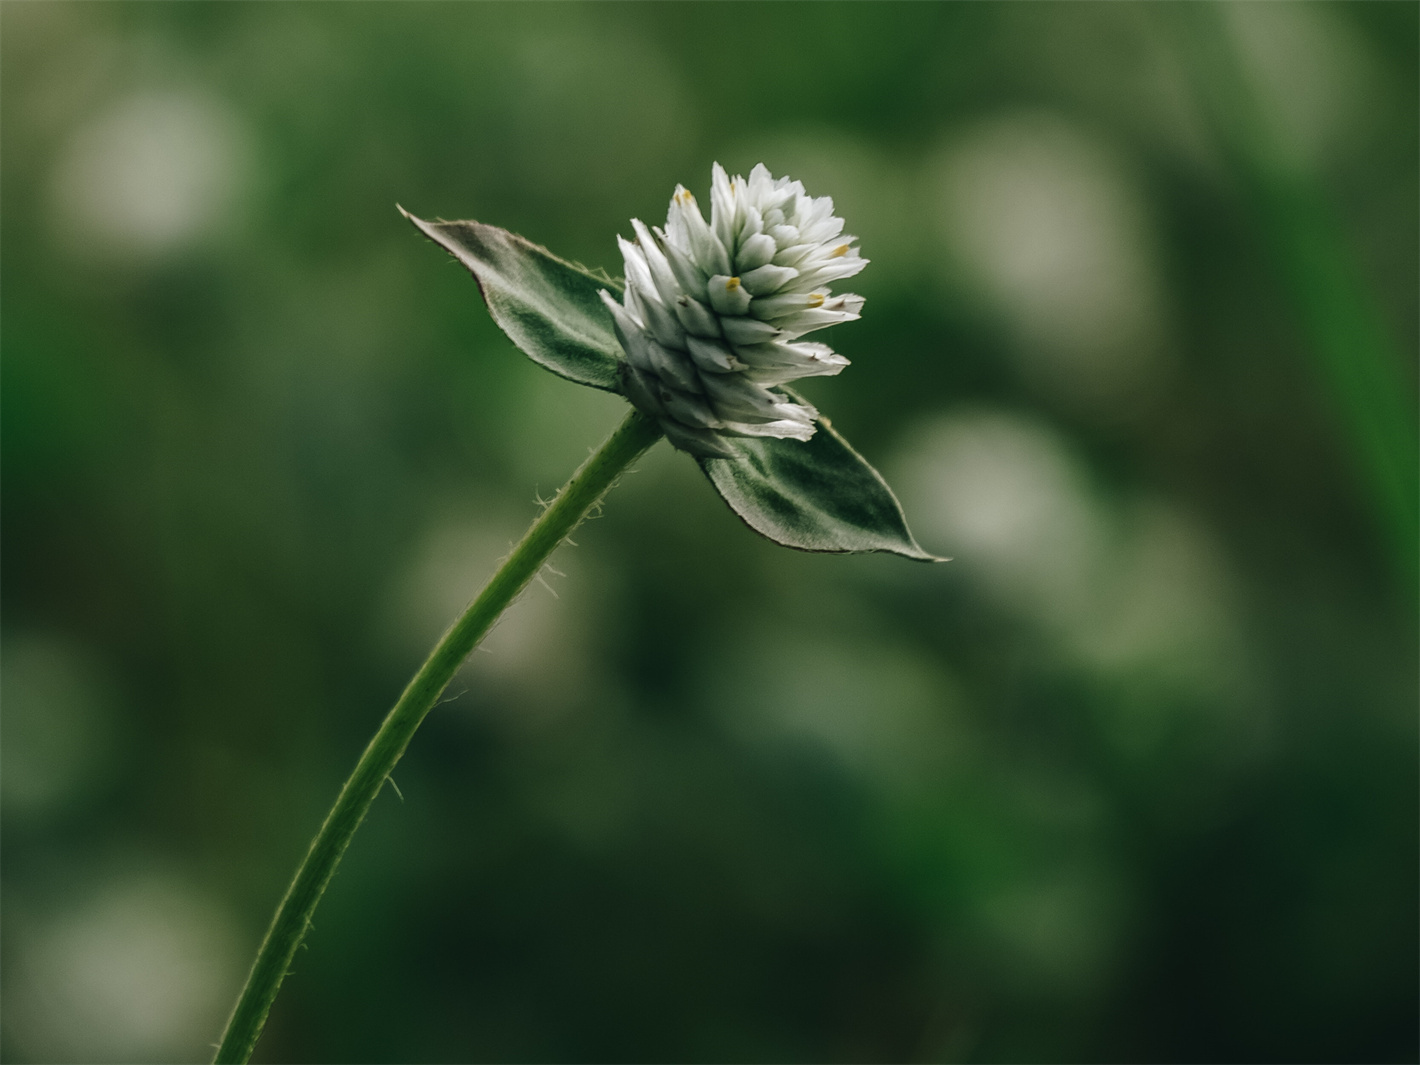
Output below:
[699,400,944,561]
[401,209,624,392]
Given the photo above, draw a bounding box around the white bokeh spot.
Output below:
[51,90,249,259]
[934,113,1170,410]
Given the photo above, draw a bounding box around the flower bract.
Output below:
[601,164,868,458]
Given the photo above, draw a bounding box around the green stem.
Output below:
[214,408,663,1064]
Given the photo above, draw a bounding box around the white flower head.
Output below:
[601,163,867,457]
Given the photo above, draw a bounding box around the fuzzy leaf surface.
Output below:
[699,400,941,560]
[402,210,624,392]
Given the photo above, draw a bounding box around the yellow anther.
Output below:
[726,277,742,290]
[676,189,695,204]
[829,243,851,258]
[807,293,825,308]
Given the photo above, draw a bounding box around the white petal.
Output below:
[707,274,753,316]
[720,316,782,346]
[776,175,806,200]
[599,286,642,331]
[738,203,764,247]
[773,299,864,338]
[746,163,775,201]
[617,235,657,298]
[740,264,798,295]
[600,289,655,372]
[735,232,777,273]
[782,193,809,227]
[626,283,685,350]
[743,365,826,386]
[710,163,742,255]
[722,413,817,441]
[702,373,790,421]
[771,242,816,268]
[794,236,861,268]
[667,185,731,275]
[774,397,820,421]
[672,294,721,338]
[742,345,849,385]
[749,290,826,321]
[793,343,850,376]
[659,418,736,458]
[647,338,701,394]
[622,365,666,416]
[790,255,868,291]
[798,214,846,245]
[685,334,742,373]
[659,386,723,429]
[663,186,694,250]
[616,235,653,296]
[730,338,844,372]
[657,228,708,295]
[631,218,681,307]
[827,292,865,314]
[748,167,798,215]
[797,194,836,227]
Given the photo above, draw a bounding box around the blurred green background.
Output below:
[3,3,1416,1062]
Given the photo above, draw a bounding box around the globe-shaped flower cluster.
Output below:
[600,163,867,457]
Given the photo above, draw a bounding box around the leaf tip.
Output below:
[882,537,950,563]
[399,206,441,244]
[914,548,953,563]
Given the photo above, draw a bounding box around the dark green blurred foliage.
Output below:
[2,4,1415,1063]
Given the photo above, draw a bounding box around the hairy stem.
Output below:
[214,408,663,1064]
